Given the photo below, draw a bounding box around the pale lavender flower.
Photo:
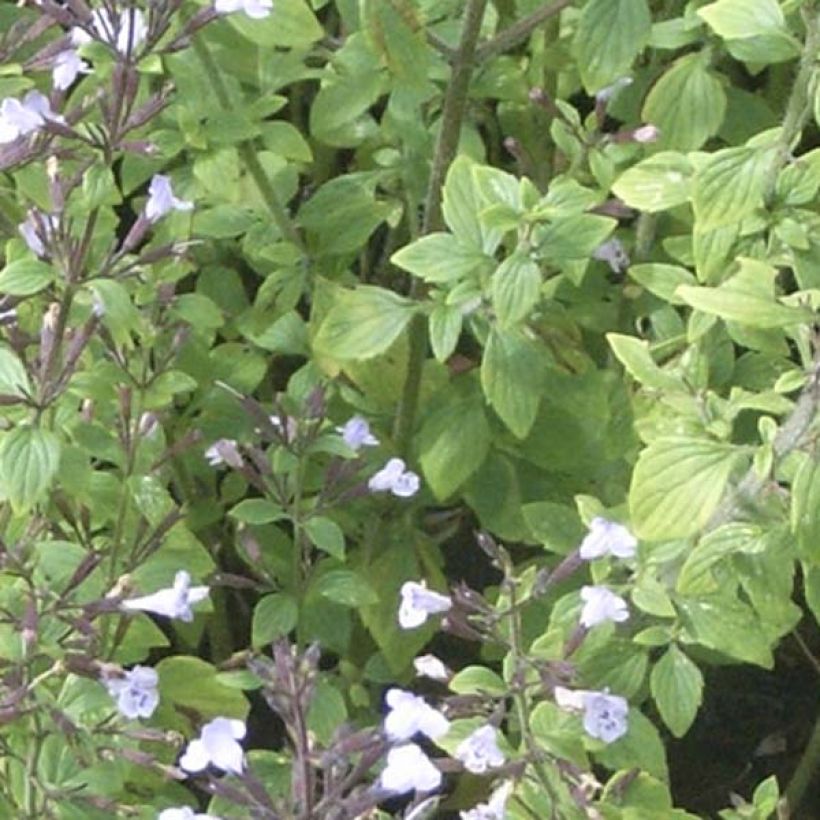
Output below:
[460,781,513,820]
[104,665,159,719]
[204,438,243,468]
[18,213,46,257]
[554,687,629,744]
[384,688,450,742]
[53,49,91,91]
[158,809,221,820]
[369,457,420,498]
[0,91,63,143]
[179,717,246,775]
[121,570,209,622]
[592,238,630,274]
[214,0,274,18]
[579,517,637,560]
[413,654,450,682]
[398,581,451,629]
[337,415,379,450]
[145,175,193,222]
[378,743,441,795]
[579,585,629,628]
[455,725,505,774]
[634,124,661,143]
[71,8,148,54]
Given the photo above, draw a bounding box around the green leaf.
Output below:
[536,214,616,262]
[82,164,121,209]
[607,333,684,391]
[698,0,786,39]
[692,146,774,231]
[304,516,345,559]
[612,152,693,213]
[391,233,489,284]
[676,258,810,328]
[448,666,506,696]
[574,0,651,93]
[313,569,379,607]
[418,384,490,499]
[85,278,141,349]
[791,455,820,563]
[193,205,256,238]
[0,426,61,513]
[313,286,417,360]
[428,304,462,362]
[629,437,744,540]
[803,562,820,625]
[252,593,298,648]
[442,156,501,253]
[0,258,55,296]
[0,345,30,397]
[229,499,285,525]
[650,645,703,738]
[491,252,542,326]
[595,708,668,781]
[678,596,774,667]
[307,680,347,746]
[481,327,544,439]
[642,53,726,151]
[628,263,697,304]
[157,656,249,719]
[226,0,323,47]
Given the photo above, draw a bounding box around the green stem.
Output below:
[763,4,820,204]
[786,703,820,812]
[474,0,573,62]
[191,36,306,253]
[395,0,488,455]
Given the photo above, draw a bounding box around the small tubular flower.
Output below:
[145,175,194,222]
[158,808,220,820]
[592,238,630,274]
[204,438,243,468]
[0,91,63,143]
[554,687,629,744]
[384,688,449,742]
[337,415,379,450]
[214,0,274,18]
[460,781,513,820]
[413,654,450,682]
[121,570,209,622]
[368,457,420,498]
[579,517,637,560]
[104,665,159,719]
[53,49,91,91]
[71,8,148,54]
[179,717,246,775]
[378,743,441,795]
[455,725,505,774]
[398,580,451,629]
[579,585,629,628]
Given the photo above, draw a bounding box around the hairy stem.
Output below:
[763,4,820,204]
[191,36,306,253]
[475,0,573,62]
[394,0,488,455]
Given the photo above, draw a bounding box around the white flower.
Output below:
[158,808,221,820]
[104,665,159,719]
[398,581,451,629]
[592,238,630,274]
[460,781,513,820]
[337,415,379,450]
[554,687,629,744]
[455,725,505,774]
[204,438,243,468]
[413,654,450,682]
[368,457,420,498]
[53,49,91,91]
[145,174,194,222]
[121,570,210,622]
[214,0,274,19]
[579,585,629,628]
[0,91,63,144]
[633,124,660,143]
[579,517,637,560]
[384,688,449,742]
[179,717,246,775]
[379,743,441,795]
[72,8,148,54]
